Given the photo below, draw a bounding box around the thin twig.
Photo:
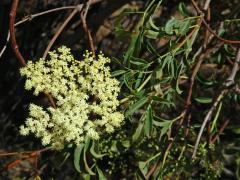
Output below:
[0,32,10,59]
[185,44,223,108]
[15,6,77,26]
[1,6,78,59]
[0,148,49,173]
[0,148,50,157]
[203,7,211,50]
[41,6,82,106]
[203,0,212,11]
[42,6,82,59]
[80,0,96,56]
[224,48,240,87]
[191,0,240,45]
[210,119,230,144]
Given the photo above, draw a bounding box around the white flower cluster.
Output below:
[20,46,124,150]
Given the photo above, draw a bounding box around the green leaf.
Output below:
[153,120,172,140]
[130,57,148,66]
[148,17,160,31]
[132,124,143,142]
[110,140,118,152]
[124,33,143,65]
[139,161,148,176]
[74,143,85,173]
[165,18,177,35]
[218,26,226,36]
[90,140,106,159]
[132,119,144,142]
[81,174,91,180]
[146,40,161,57]
[135,72,144,89]
[178,3,190,17]
[161,54,173,69]
[83,138,95,175]
[144,106,153,137]
[185,26,200,58]
[195,97,212,104]
[175,64,183,94]
[232,127,240,134]
[210,102,223,132]
[96,166,107,180]
[123,73,133,91]
[121,140,130,148]
[130,57,150,69]
[115,26,130,40]
[125,97,148,117]
[145,30,159,39]
[111,70,127,77]
[179,19,191,35]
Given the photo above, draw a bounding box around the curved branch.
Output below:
[9,0,26,66]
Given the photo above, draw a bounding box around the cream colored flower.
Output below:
[20,46,124,150]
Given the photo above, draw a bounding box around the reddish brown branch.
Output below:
[9,0,57,108]
[191,0,240,45]
[0,148,49,173]
[9,0,26,66]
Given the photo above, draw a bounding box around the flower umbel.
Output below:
[20,46,124,150]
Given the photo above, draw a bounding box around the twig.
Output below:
[191,0,240,45]
[42,0,103,59]
[0,148,49,157]
[3,1,103,60]
[224,48,240,87]
[0,32,10,58]
[1,6,78,59]
[9,0,57,107]
[0,148,49,173]
[15,6,77,26]
[185,43,223,111]
[9,0,26,66]
[146,162,158,179]
[80,0,96,56]
[203,7,211,50]
[42,6,83,59]
[210,119,230,144]
[203,0,212,11]
[41,6,83,107]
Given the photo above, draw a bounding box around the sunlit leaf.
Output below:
[111,70,127,77]
[74,143,85,173]
[97,166,107,180]
[195,97,212,104]
[144,105,153,137]
[165,18,178,35]
[90,140,106,159]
